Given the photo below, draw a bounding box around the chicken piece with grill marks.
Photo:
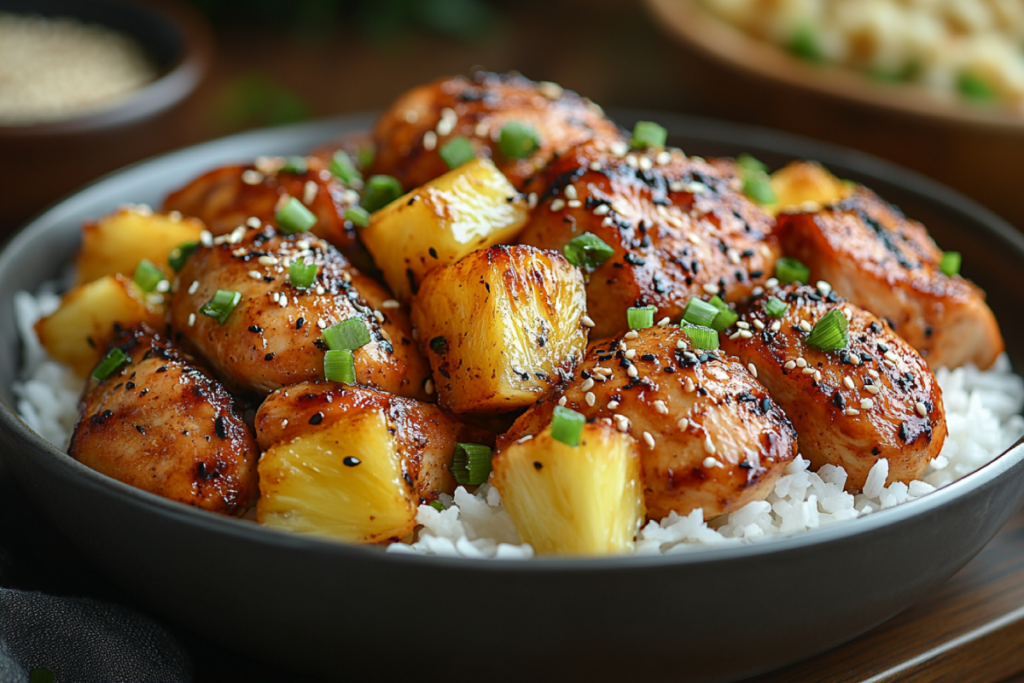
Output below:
[719,284,947,491]
[369,71,620,191]
[776,186,1003,370]
[502,325,798,521]
[517,139,780,339]
[169,225,430,399]
[69,325,258,515]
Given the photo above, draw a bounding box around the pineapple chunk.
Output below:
[769,161,854,215]
[257,409,417,544]
[411,245,588,414]
[76,206,205,285]
[361,158,529,301]
[491,422,645,556]
[35,274,165,376]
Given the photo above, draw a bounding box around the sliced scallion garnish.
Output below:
[289,258,317,289]
[805,309,849,352]
[439,136,476,170]
[133,259,165,293]
[958,71,996,103]
[939,251,961,277]
[329,150,362,185]
[92,347,128,381]
[429,500,445,512]
[775,256,809,285]
[280,156,308,174]
[452,442,494,485]
[550,405,585,447]
[630,121,667,149]
[738,154,777,206]
[324,348,356,383]
[200,289,241,324]
[362,175,403,212]
[275,196,317,234]
[682,324,719,350]
[707,295,738,331]
[627,305,657,330]
[345,206,370,228]
[322,318,370,351]
[563,232,614,269]
[683,298,718,327]
[788,23,824,63]
[357,145,375,170]
[765,296,789,318]
[499,121,540,159]
[168,241,199,273]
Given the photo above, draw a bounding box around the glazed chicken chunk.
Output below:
[504,325,799,521]
[169,225,430,398]
[370,71,620,191]
[777,186,1004,369]
[720,284,947,491]
[69,325,259,515]
[518,139,781,339]
[164,158,362,253]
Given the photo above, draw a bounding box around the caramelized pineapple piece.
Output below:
[257,409,417,544]
[361,158,529,301]
[770,161,854,215]
[76,207,205,285]
[410,245,588,414]
[491,422,645,556]
[35,274,165,376]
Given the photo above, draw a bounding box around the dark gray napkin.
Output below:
[0,588,191,683]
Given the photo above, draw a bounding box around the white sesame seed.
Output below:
[866,384,880,394]
[436,108,457,136]
[802,367,816,375]
[381,299,400,309]
[747,363,758,378]
[656,151,671,165]
[765,277,779,289]
[683,351,697,361]
[885,351,900,363]
[187,280,199,295]
[580,315,596,328]
[550,198,565,211]
[271,292,280,303]
[425,379,434,395]
[581,378,595,391]
[373,310,385,323]
[845,408,860,416]
[593,204,610,216]
[627,365,638,378]
[589,161,602,171]
[843,308,853,320]
[643,431,656,448]
[232,248,247,257]
[246,216,261,229]
[608,400,620,410]
[816,280,832,294]
[736,321,750,330]
[317,319,327,329]
[228,225,246,244]
[214,234,229,246]
[625,155,639,169]
[729,331,743,341]
[703,283,720,295]
[538,81,563,99]
[281,419,289,428]
[558,396,567,407]
[296,239,310,250]
[404,109,419,123]
[688,234,702,245]
[155,280,170,293]
[258,255,279,266]
[595,367,613,376]
[188,313,196,326]
[843,376,855,389]
[814,370,822,382]
[770,321,782,332]
[614,415,630,432]
[868,369,880,378]
[799,320,813,333]
[639,156,653,172]
[602,217,614,228]
[916,401,928,417]
[851,354,861,366]
[563,184,578,200]
[677,418,689,431]
[704,435,716,454]
[796,358,808,368]
[669,180,685,192]
[625,349,636,360]
[527,193,538,209]
[686,182,708,194]
[784,360,797,370]
[861,398,874,409]
[610,141,628,157]
[752,287,765,297]
[278,296,287,308]
[657,317,671,327]
[676,340,688,350]
[241,169,263,185]
[248,270,262,280]
[422,130,437,150]
[884,359,896,368]
[316,286,325,295]
[567,200,582,208]
[752,319,765,330]
[739,330,753,339]
[703,457,719,469]
[654,400,669,415]
[303,180,318,206]
[684,377,696,392]
[624,330,639,340]
[728,251,740,265]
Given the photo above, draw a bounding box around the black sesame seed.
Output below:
[156,365,168,373]
[343,456,361,467]
[296,317,305,330]
[898,423,908,441]
[533,462,543,470]
[264,353,276,361]
[249,325,263,334]
[640,353,656,362]
[214,416,227,439]
[125,381,136,390]
[309,412,324,425]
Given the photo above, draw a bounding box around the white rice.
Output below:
[13,289,1024,560]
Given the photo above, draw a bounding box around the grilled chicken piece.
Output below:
[502,325,798,521]
[163,158,361,252]
[720,284,947,491]
[777,187,1003,369]
[370,71,620,191]
[518,140,780,339]
[69,325,258,515]
[169,226,430,398]
[257,382,488,504]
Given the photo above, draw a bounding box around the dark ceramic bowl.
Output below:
[0,0,211,232]
[1,113,1023,683]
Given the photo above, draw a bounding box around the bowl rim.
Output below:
[644,0,1024,133]
[0,0,212,137]
[2,110,1023,573]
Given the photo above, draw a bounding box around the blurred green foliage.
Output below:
[216,74,311,129]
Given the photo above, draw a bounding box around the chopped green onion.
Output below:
[805,309,849,352]
[682,324,719,350]
[200,289,241,324]
[323,318,370,351]
[563,232,614,269]
[439,136,476,170]
[627,305,657,330]
[357,145,375,170]
[550,405,585,447]
[275,196,317,234]
[788,23,824,63]
[362,175,403,212]
[776,256,809,284]
[280,156,308,174]
[683,298,718,327]
[329,150,362,185]
[738,154,777,206]
[289,258,317,289]
[168,241,199,273]
[429,336,448,354]
[324,348,356,383]
[133,259,164,293]
[737,154,767,175]
[958,71,997,103]
[429,500,445,512]
[345,206,370,228]
[499,121,540,159]
[452,442,494,485]
[707,296,738,332]
[92,347,128,381]
[630,121,667,149]
[29,668,56,683]
[765,296,789,318]
[939,251,961,277]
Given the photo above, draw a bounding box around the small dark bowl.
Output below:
[0,0,211,232]
[1,113,1023,683]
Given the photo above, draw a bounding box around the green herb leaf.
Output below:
[322,318,370,351]
[362,175,403,212]
[439,136,476,169]
[200,289,241,324]
[550,405,585,447]
[92,347,128,381]
[276,196,317,234]
[452,442,493,485]
[958,71,997,103]
[499,121,540,159]
[805,309,849,352]
[788,23,824,63]
[630,121,667,149]
[563,232,614,269]
[324,348,356,383]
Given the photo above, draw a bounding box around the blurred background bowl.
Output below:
[0,0,211,232]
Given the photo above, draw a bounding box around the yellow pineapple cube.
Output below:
[35,274,165,376]
[769,161,854,215]
[361,158,529,301]
[76,206,205,285]
[410,245,588,414]
[491,422,646,556]
[257,409,417,544]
